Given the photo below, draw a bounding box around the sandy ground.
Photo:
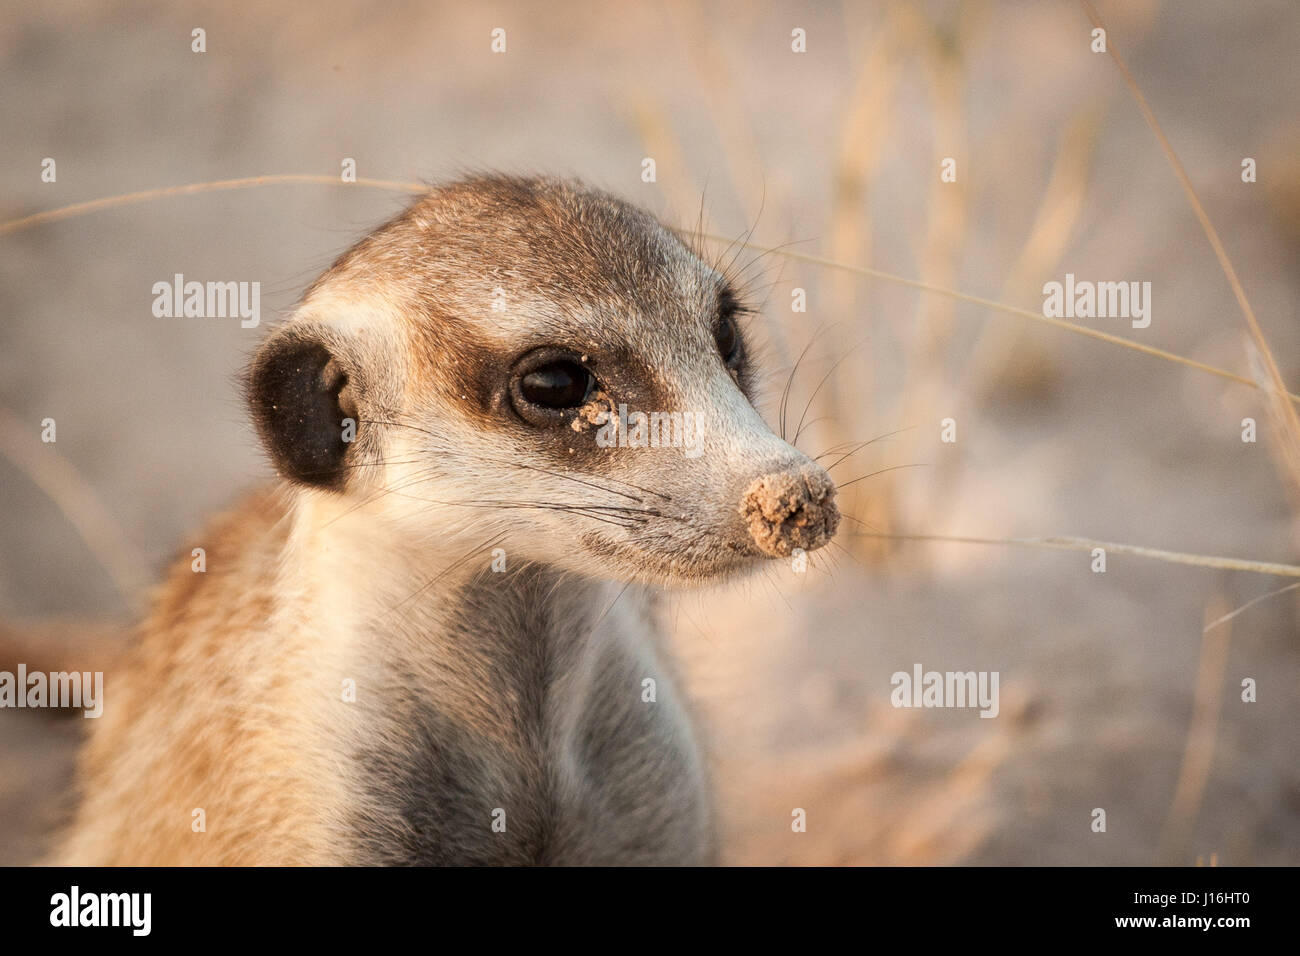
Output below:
[1,0,1298,865]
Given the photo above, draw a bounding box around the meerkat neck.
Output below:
[282,490,643,666]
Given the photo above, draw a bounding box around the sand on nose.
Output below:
[738,466,840,557]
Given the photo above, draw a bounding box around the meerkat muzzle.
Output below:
[738,466,840,557]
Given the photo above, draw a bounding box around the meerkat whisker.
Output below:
[777,327,824,442]
[814,425,916,471]
[835,462,929,490]
[792,341,867,447]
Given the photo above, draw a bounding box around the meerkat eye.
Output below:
[714,289,745,368]
[518,359,594,410]
[714,314,740,366]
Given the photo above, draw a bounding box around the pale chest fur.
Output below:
[336,566,713,865]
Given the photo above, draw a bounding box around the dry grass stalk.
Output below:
[692,234,1300,403]
[853,530,1300,578]
[1158,593,1232,863]
[889,8,977,564]
[0,174,425,237]
[1081,0,1300,495]
[962,105,1106,400]
[0,404,149,611]
[824,4,914,563]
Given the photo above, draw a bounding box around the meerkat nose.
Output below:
[737,464,840,558]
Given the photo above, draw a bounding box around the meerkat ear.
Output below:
[246,327,360,491]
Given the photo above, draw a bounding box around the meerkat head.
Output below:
[247,176,839,586]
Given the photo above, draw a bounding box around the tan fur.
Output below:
[54,490,351,864]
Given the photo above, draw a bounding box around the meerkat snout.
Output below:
[738,464,840,557]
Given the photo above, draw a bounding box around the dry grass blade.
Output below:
[0,174,427,236]
[1203,581,1300,633]
[962,105,1106,398]
[692,232,1300,404]
[663,0,767,225]
[1158,593,1232,863]
[0,404,150,610]
[1247,337,1300,511]
[853,531,1300,578]
[821,5,909,564]
[1081,0,1300,493]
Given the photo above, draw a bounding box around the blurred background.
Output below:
[2,0,1298,864]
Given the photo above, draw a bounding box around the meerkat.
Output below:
[52,175,840,866]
